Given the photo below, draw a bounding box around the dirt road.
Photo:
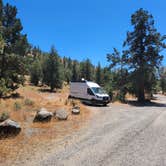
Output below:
[17,95,166,166]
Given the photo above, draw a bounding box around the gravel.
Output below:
[15,95,166,166]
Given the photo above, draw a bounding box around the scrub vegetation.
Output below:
[0,1,165,102]
[0,0,166,165]
[0,1,166,102]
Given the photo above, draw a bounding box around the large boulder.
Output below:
[72,106,80,115]
[0,119,21,138]
[55,109,69,120]
[34,108,53,122]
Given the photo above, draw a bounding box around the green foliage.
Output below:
[0,31,5,54]
[107,48,129,102]
[2,3,29,55]
[0,53,26,94]
[30,59,43,86]
[0,1,29,97]
[95,62,102,85]
[159,67,166,94]
[24,98,34,106]
[123,8,166,101]
[63,57,72,83]
[107,8,166,102]
[13,101,22,111]
[80,59,94,81]
[0,111,9,122]
[42,46,64,91]
[71,60,80,81]
[0,78,9,97]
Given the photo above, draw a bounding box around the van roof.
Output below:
[86,81,100,88]
[70,80,100,88]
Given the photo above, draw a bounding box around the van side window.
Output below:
[87,88,94,96]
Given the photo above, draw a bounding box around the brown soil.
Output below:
[0,84,92,165]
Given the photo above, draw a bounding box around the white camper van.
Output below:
[69,80,110,105]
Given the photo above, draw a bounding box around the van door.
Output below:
[87,88,95,100]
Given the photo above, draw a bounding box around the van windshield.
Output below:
[91,87,106,94]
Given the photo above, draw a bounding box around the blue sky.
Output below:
[3,0,166,66]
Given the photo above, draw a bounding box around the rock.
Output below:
[0,119,21,138]
[34,108,53,122]
[55,109,69,120]
[72,106,80,115]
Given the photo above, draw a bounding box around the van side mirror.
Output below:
[87,88,94,96]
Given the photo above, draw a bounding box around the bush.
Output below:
[30,59,43,86]
[0,78,10,97]
[13,102,22,111]
[24,98,34,106]
[114,88,127,103]
[70,99,80,107]
[0,112,10,122]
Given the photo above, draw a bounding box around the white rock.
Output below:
[0,119,21,138]
[34,108,53,122]
[55,109,68,120]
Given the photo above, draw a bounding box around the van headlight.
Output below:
[96,95,102,98]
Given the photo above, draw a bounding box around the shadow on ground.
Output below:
[38,88,56,93]
[127,100,166,107]
[81,102,110,107]
[1,93,23,100]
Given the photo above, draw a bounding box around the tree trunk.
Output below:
[50,86,54,92]
[138,86,145,102]
[137,68,145,102]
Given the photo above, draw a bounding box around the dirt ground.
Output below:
[25,95,166,166]
[0,84,93,166]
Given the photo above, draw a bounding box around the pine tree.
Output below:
[80,59,94,81]
[0,0,2,21]
[30,58,43,86]
[159,67,166,94]
[63,57,72,83]
[85,59,93,81]
[123,8,166,102]
[95,62,102,85]
[71,60,79,81]
[0,1,29,97]
[42,46,63,91]
[2,3,29,56]
[107,48,129,102]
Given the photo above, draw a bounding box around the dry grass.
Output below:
[0,84,92,165]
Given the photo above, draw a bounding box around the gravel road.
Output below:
[27,95,166,166]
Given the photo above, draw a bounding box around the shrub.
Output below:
[70,99,79,107]
[0,112,10,122]
[24,98,34,106]
[13,102,22,111]
[0,78,10,97]
[30,59,43,86]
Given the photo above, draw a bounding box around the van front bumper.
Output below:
[92,98,110,105]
